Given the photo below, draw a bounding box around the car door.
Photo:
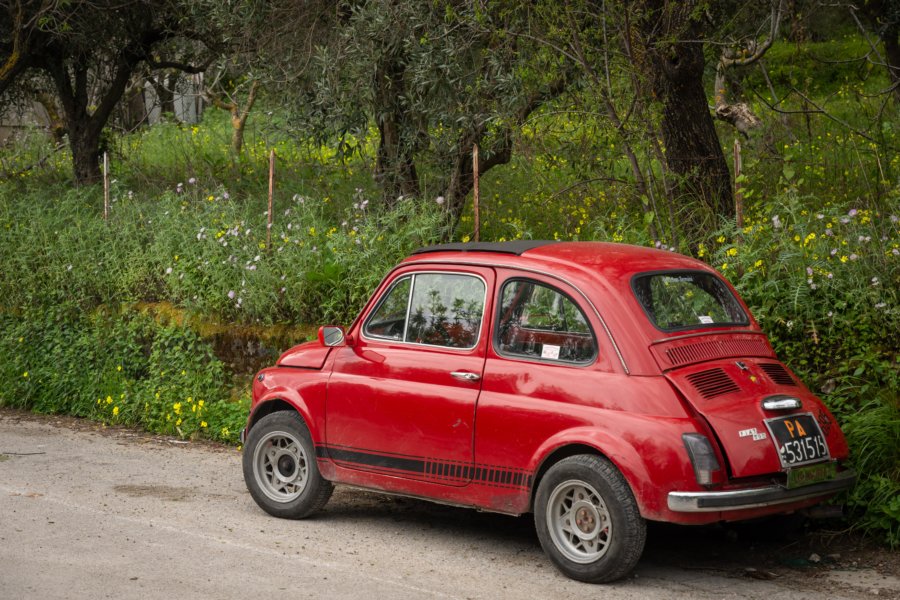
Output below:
[325,266,493,486]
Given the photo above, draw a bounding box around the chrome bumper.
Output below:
[668,469,856,513]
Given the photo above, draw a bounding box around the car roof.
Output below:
[409,240,708,276]
[413,240,560,256]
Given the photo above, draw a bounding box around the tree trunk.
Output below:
[121,83,148,132]
[69,121,101,185]
[373,54,421,205]
[884,26,900,103]
[651,39,733,222]
[34,91,67,143]
[152,73,176,117]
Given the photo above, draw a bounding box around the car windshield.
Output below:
[631,271,749,332]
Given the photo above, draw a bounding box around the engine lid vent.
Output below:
[686,368,741,399]
[662,337,772,368]
[759,362,796,386]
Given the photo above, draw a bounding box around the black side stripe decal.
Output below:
[317,445,533,490]
[324,447,426,473]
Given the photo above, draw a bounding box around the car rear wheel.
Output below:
[242,410,333,519]
[534,455,646,583]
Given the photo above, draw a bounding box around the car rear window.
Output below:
[631,271,749,332]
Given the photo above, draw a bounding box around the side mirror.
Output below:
[318,325,347,347]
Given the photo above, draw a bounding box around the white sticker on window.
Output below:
[541,344,561,360]
[698,315,714,324]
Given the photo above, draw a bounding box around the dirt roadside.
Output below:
[0,408,897,599]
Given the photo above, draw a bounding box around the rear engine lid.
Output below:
[650,331,775,371]
[666,357,844,479]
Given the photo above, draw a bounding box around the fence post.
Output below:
[472,144,480,242]
[103,152,110,223]
[734,138,743,231]
[267,149,275,252]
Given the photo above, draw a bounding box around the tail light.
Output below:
[682,433,722,487]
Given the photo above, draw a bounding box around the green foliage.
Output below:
[0,179,448,326]
[0,308,247,443]
[704,190,899,546]
[841,402,900,547]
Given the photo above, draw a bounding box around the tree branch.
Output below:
[146,56,213,74]
[713,0,783,135]
[0,0,25,84]
[750,87,884,145]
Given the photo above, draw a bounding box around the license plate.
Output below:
[786,461,837,489]
[765,413,831,468]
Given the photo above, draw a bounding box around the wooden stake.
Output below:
[472,144,480,242]
[103,152,109,222]
[733,138,743,231]
[267,149,275,251]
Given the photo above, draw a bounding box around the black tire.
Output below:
[534,455,646,583]
[242,411,333,519]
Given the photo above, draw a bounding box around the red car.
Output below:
[241,241,855,583]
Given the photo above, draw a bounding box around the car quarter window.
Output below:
[364,276,412,340]
[364,272,485,349]
[495,279,597,364]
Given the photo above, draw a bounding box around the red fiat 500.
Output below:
[241,241,855,583]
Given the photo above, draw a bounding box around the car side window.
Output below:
[364,273,485,349]
[496,279,596,364]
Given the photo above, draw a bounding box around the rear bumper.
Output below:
[667,469,856,513]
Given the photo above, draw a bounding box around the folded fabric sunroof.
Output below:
[413,240,559,256]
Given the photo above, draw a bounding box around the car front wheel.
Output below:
[534,454,646,583]
[242,410,333,519]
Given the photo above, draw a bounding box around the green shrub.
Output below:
[0,308,248,444]
[706,190,899,546]
[0,181,448,325]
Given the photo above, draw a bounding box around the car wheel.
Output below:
[534,454,646,583]
[242,410,333,519]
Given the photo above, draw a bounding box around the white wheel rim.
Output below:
[253,430,309,503]
[546,479,612,563]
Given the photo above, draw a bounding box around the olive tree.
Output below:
[0,0,218,185]
[268,0,570,224]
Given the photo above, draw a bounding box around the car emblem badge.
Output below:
[738,427,767,441]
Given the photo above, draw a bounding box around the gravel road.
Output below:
[1,409,897,600]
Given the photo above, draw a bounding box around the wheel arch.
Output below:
[247,394,317,441]
[530,443,603,511]
[528,432,654,516]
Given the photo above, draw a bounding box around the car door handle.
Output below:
[450,371,481,382]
